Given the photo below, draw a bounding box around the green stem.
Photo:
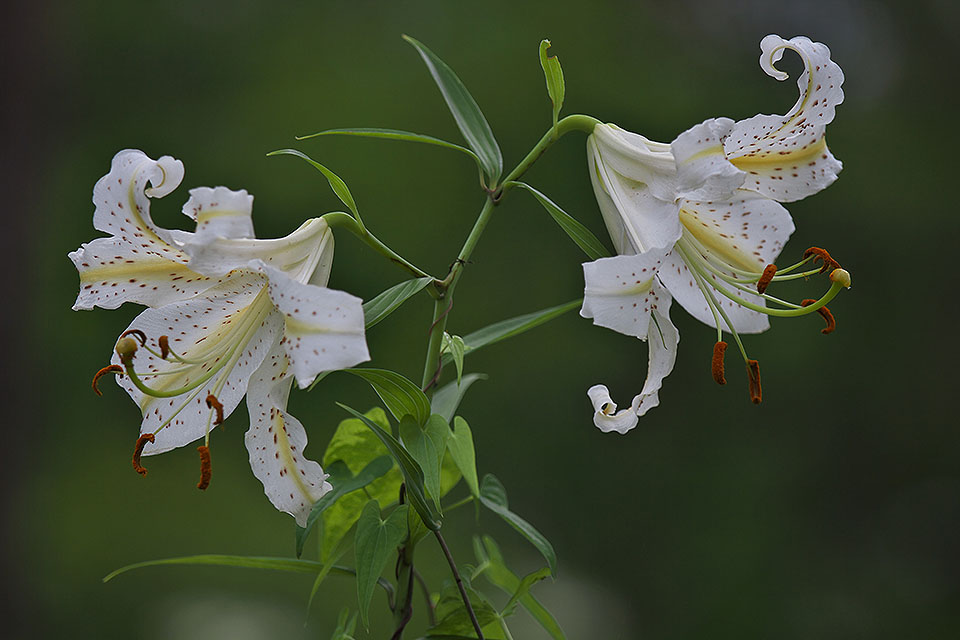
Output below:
[422,295,452,390]
[435,529,485,640]
[497,114,600,193]
[323,212,440,289]
[443,494,474,512]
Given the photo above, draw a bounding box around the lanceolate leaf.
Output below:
[403,35,503,184]
[337,404,441,530]
[474,535,565,639]
[347,368,431,425]
[446,417,480,498]
[296,128,483,167]
[363,277,433,329]
[479,474,558,576]
[355,501,409,628]
[266,149,362,226]
[441,300,582,367]
[431,373,486,423]
[510,182,610,260]
[295,456,394,557]
[539,40,565,129]
[329,608,359,640]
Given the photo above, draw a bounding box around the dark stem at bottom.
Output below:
[434,529,485,639]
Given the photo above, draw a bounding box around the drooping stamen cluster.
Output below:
[678,242,851,403]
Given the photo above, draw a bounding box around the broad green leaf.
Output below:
[400,414,450,510]
[479,474,558,576]
[363,277,434,329]
[441,333,466,386]
[330,607,358,640]
[320,408,403,562]
[539,40,565,129]
[403,35,503,184]
[347,368,431,425]
[474,536,565,639]
[295,456,393,557]
[428,583,504,638]
[502,567,552,616]
[447,417,479,498]
[296,128,482,167]
[431,373,486,423]
[442,300,582,367]
[355,501,409,628]
[510,182,609,260]
[338,404,441,530]
[266,149,362,226]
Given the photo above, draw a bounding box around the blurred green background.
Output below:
[4,0,958,638]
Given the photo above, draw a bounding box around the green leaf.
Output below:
[446,417,479,498]
[431,373,486,423]
[363,277,434,329]
[400,414,450,510]
[510,182,610,260]
[347,368,431,425]
[479,474,558,576]
[442,300,582,367]
[474,536,565,639]
[266,149,362,226]
[502,567,552,616]
[403,35,503,184]
[539,40,565,129]
[295,456,393,557]
[330,607,358,640]
[320,408,403,562]
[338,404,442,530]
[104,554,349,582]
[296,128,483,168]
[355,501,409,628]
[428,583,504,638]
[307,543,349,614]
[441,333,466,385]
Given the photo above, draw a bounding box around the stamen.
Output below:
[92,364,123,396]
[159,335,171,360]
[801,299,836,334]
[196,446,212,490]
[132,433,155,475]
[802,247,841,274]
[746,360,762,404]
[206,394,224,426]
[120,329,147,345]
[712,341,727,385]
[756,264,777,294]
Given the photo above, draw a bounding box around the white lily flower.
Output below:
[582,35,850,426]
[74,150,369,525]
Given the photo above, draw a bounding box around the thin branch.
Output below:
[413,568,437,626]
[434,530,484,639]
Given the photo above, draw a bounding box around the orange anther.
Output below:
[196,446,212,490]
[120,329,147,345]
[158,335,171,360]
[801,299,836,334]
[802,247,841,274]
[92,364,123,396]
[206,394,224,426]
[756,264,777,294]
[132,433,155,476]
[711,341,727,385]
[746,360,762,405]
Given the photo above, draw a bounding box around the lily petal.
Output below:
[182,218,332,283]
[258,264,369,389]
[723,35,844,202]
[591,124,677,202]
[69,236,215,311]
[672,118,745,200]
[114,271,283,455]
[588,136,682,253]
[245,342,332,527]
[180,186,255,240]
[587,385,639,434]
[580,251,668,339]
[635,303,680,417]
